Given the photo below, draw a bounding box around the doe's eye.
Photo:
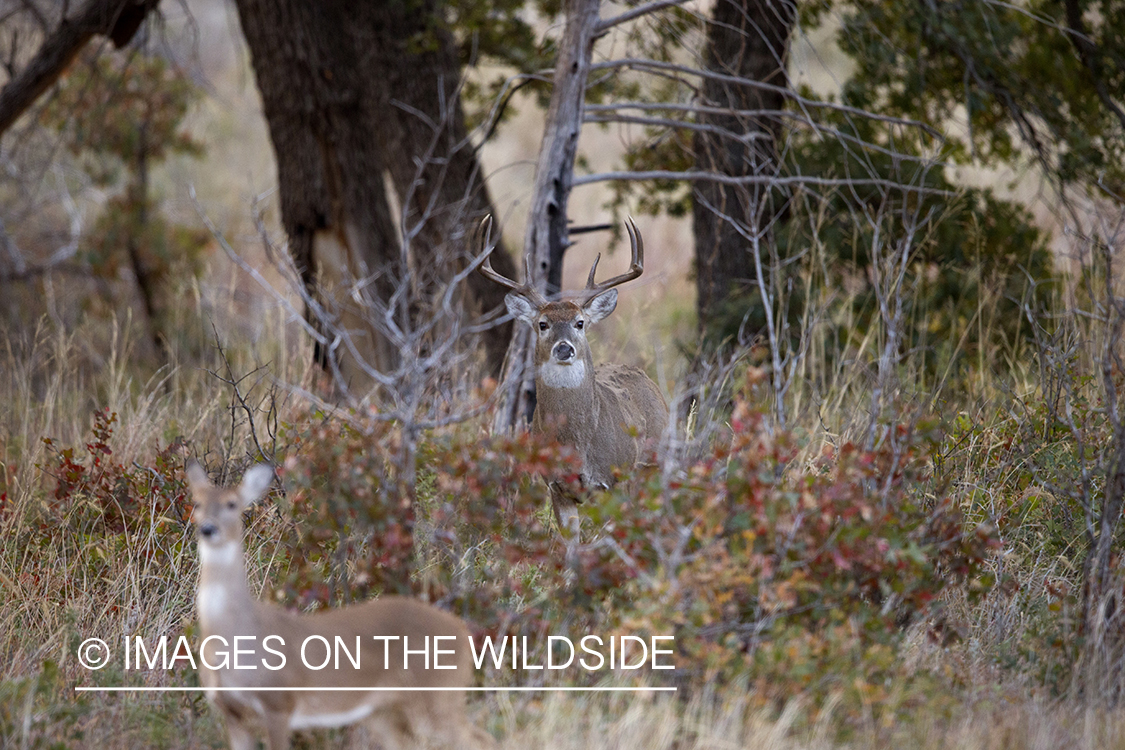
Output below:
[575,320,584,330]
[227,501,237,510]
[539,321,548,331]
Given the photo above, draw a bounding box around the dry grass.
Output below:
[0,269,1110,749]
[2,2,1121,748]
[473,689,1125,750]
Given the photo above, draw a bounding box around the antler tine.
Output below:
[583,216,645,297]
[475,214,546,306]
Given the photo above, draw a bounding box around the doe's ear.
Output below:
[584,289,618,323]
[186,461,210,492]
[505,293,540,326]
[238,464,275,507]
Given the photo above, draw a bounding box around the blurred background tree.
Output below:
[0,0,1120,394]
[38,49,209,360]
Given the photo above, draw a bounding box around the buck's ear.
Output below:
[186,461,210,492]
[238,464,275,506]
[505,293,539,326]
[584,289,618,323]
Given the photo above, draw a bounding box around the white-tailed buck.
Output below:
[186,462,486,750]
[478,217,669,532]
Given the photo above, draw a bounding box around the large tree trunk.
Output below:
[363,1,518,372]
[692,0,795,339]
[234,0,518,393]
[235,0,404,397]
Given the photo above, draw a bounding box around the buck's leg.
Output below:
[548,481,580,538]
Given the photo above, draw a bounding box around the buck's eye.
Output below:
[575,320,584,330]
[539,321,548,331]
[227,500,237,510]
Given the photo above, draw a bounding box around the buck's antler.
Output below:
[475,214,546,307]
[582,216,644,301]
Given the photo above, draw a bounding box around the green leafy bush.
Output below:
[271,393,997,722]
[578,394,999,721]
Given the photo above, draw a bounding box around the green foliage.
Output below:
[776,117,1054,373]
[40,51,202,175]
[834,0,1125,194]
[934,350,1125,692]
[10,375,1035,734]
[599,21,1057,369]
[275,413,598,638]
[38,50,209,336]
[578,393,997,722]
[269,392,997,723]
[273,417,420,603]
[444,0,560,127]
[86,195,210,299]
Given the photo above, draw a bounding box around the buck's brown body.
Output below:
[478,217,669,531]
[531,304,668,488]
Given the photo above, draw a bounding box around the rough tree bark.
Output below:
[692,0,795,338]
[234,0,405,394]
[235,0,519,389]
[365,0,518,371]
[493,0,603,432]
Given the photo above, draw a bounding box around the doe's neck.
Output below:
[198,540,251,593]
[196,540,256,635]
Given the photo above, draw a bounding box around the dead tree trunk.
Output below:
[692,0,795,341]
[493,0,603,432]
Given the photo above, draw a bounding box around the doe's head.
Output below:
[186,462,274,548]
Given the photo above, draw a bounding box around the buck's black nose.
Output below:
[199,522,218,539]
[554,341,575,361]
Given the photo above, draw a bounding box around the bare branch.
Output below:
[189,185,326,346]
[595,0,691,34]
[0,0,159,137]
[585,103,941,164]
[589,58,945,140]
[572,169,956,196]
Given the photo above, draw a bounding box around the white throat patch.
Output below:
[198,541,239,568]
[540,359,587,389]
[196,585,227,627]
[197,542,241,627]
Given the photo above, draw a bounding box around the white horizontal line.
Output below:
[76,686,676,693]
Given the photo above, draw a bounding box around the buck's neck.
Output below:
[196,539,255,633]
[535,351,598,432]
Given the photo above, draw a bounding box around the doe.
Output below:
[187,462,486,750]
[478,217,669,532]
